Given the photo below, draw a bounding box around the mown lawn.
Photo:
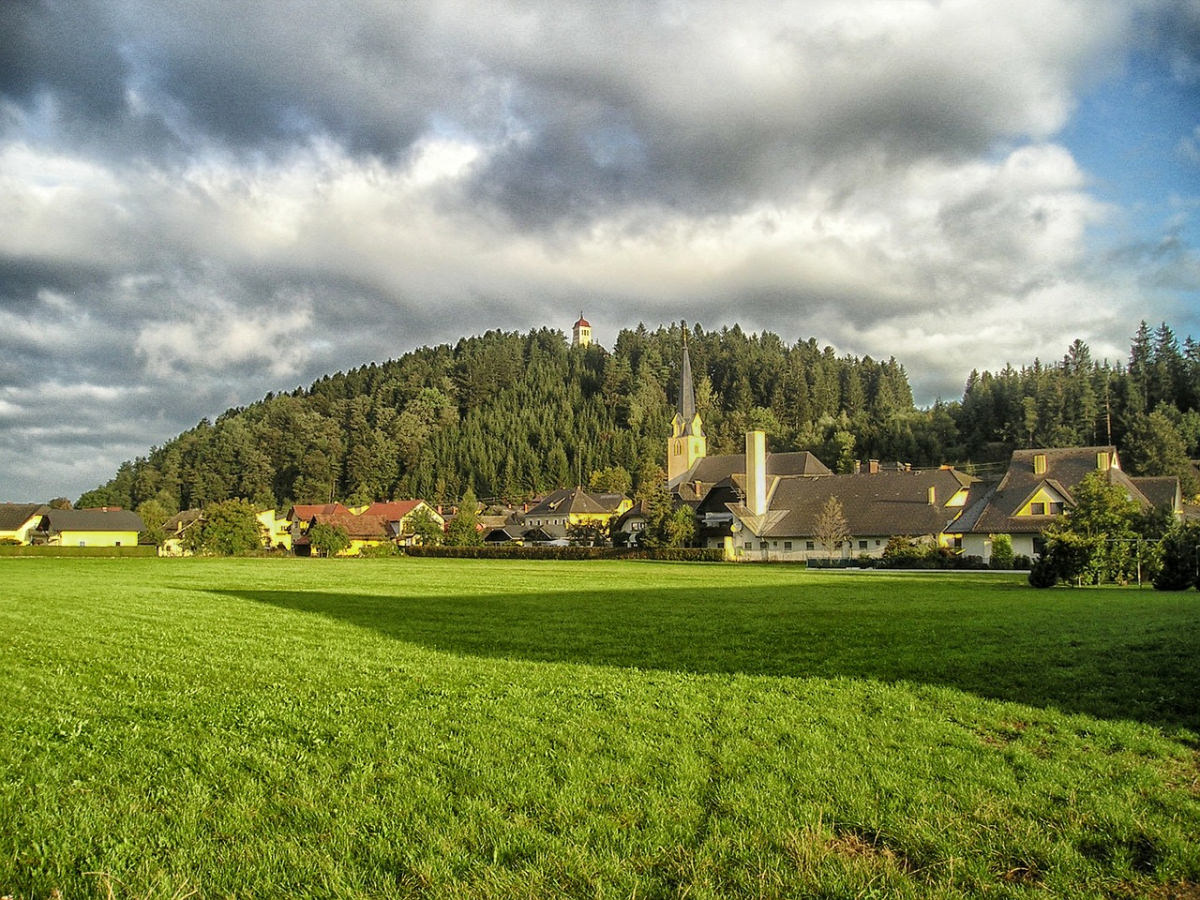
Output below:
[1,557,1198,898]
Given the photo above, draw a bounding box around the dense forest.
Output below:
[78,321,1200,513]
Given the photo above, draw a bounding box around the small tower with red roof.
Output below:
[572,313,592,348]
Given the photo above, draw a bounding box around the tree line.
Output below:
[78,320,1200,516]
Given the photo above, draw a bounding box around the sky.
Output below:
[1,0,1198,503]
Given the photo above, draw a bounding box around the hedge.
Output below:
[401,545,726,562]
[0,544,157,558]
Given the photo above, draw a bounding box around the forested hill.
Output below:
[79,321,1200,512]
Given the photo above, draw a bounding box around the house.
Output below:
[32,508,144,547]
[257,509,292,551]
[611,499,650,547]
[160,509,204,556]
[306,511,390,556]
[0,503,50,544]
[945,446,1181,562]
[287,503,351,553]
[479,510,525,545]
[357,500,444,546]
[710,431,975,561]
[522,487,632,540]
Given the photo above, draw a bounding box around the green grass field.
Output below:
[2,558,1198,899]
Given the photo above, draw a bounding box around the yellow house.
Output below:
[257,509,292,551]
[35,508,144,547]
[307,512,390,556]
[0,503,49,544]
[523,487,632,533]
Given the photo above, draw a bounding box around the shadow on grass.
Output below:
[216,583,1200,731]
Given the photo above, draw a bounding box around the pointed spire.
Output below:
[678,324,696,424]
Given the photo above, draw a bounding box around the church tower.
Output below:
[572,313,592,348]
[667,328,707,482]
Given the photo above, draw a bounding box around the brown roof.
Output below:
[311,512,390,540]
[0,503,49,531]
[288,503,349,521]
[947,446,1165,535]
[164,509,203,532]
[733,468,973,539]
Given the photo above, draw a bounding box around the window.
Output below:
[806,541,815,550]
[875,540,881,547]
[858,540,868,550]
[1030,502,1046,515]
[784,542,793,550]
[744,542,752,550]
[771,541,777,548]
[1049,502,1064,515]
[760,542,768,550]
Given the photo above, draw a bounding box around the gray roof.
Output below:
[731,468,974,539]
[674,451,832,497]
[676,337,697,428]
[1130,476,1181,511]
[39,508,145,533]
[0,503,49,530]
[946,446,1167,535]
[525,487,625,518]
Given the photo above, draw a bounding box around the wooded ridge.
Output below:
[78,321,1200,512]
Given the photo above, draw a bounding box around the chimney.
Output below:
[1096,451,1110,472]
[928,486,936,506]
[746,430,767,516]
[868,459,880,474]
[1033,453,1047,475]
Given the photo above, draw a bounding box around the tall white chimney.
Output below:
[746,430,767,516]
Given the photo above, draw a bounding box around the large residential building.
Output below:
[946,446,1182,561]
[32,508,144,547]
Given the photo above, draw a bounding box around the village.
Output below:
[3,320,1193,567]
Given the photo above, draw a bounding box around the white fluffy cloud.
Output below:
[0,0,1197,500]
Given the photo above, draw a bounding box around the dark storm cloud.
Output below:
[0,1,128,119]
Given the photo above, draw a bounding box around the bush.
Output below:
[402,545,725,562]
[988,534,1014,569]
[1028,555,1058,588]
[359,542,400,558]
[1012,554,1032,571]
[1153,522,1200,591]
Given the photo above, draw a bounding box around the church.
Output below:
[662,332,976,562]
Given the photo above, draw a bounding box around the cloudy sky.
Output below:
[2,0,1198,502]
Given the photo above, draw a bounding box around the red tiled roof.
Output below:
[288,503,349,521]
[360,500,425,520]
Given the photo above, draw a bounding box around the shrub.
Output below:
[988,534,1014,569]
[359,542,400,558]
[1028,555,1058,588]
[1153,522,1200,591]
[308,522,351,558]
[402,545,725,562]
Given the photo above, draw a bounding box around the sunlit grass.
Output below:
[2,557,1198,898]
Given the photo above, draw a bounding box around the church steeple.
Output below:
[677,329,697,429]
[668,323,707,482]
